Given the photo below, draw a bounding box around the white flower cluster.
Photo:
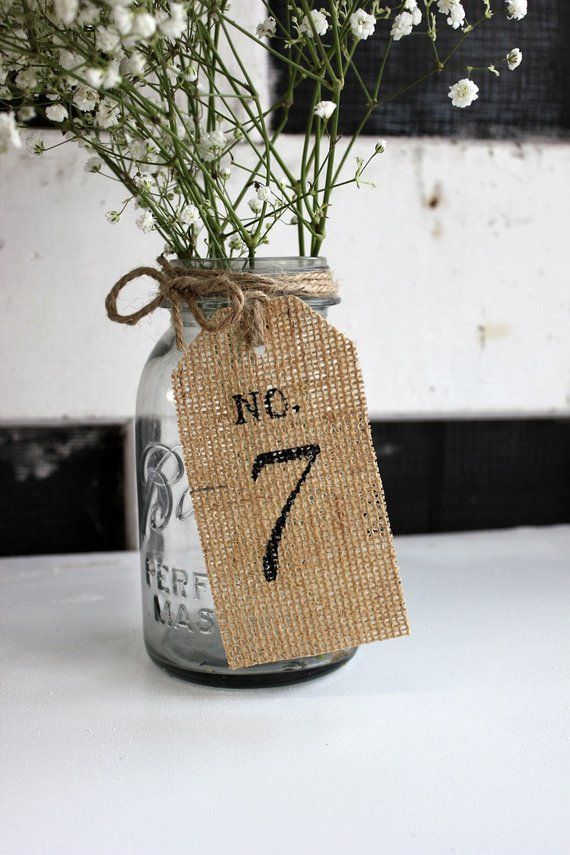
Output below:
[445,1,527,108]
[507,48,523,70]
[314,100,337,120]
[448,78,479,108]
[391,1,422,41]
[349,10,376,41]
[271,6,377,43]
[0,0,530,257]
[53,0,189,40]
[197,129,229,163]
[256,17,276,39]
[505,0,528,21]
[436,0,466,31]
[0,0,191,141]
[134,209,154,233]
[298,9,329,37]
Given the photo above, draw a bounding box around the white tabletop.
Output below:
[1,526,568,855]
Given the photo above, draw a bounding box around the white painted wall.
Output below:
[1,133,568,422]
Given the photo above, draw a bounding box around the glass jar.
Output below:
[136,257,356,686]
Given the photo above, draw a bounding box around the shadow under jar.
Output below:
[136,257,357,686]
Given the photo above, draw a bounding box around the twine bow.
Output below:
[105,256,338,350]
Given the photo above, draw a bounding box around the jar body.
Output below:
[135,258,356,686]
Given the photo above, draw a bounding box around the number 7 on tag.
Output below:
[251,444,321,582]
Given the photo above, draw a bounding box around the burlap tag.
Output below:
[172,296,409,669]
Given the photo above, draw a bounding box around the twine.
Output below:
[105,256,338,350]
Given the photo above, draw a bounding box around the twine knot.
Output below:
[105,256,338,350]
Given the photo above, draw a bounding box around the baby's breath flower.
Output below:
[132,13,157,40]
[349,10,376,40]
[105,210,121,223]
[184,63,198,82]
[391,11,414,40]
[0,112,22,153]
[46,103,68,123]
[219,166,232,181]
[446,2,466,29]
[73,85,100,112]
[197,129,227,162]
[129,139,152,161]
[53,0,78,25]
[27,132,45,155]
[404,0,422,21]
[314,100,336,120]
[256,17,276,39]
[436,0,457,12]
[136,209,155,232]
[15,66,38,91]
[180,204,201,226]
[228,235,244,251]
[120,52,146,77]
[112,6,133,36]
[257,185,272,202]
[97,97,120,128]
[135,172,153,191]
[84,155,102,173]
[448,78,479,108]
[299,9,329,38]
[84,67,104,89]
[375,138,387,153]
[102,63,121,89]
[96,27,121,54]
[157,3,187,40]
[59,49,80,72]
[505,0,527,20]
[207,129,226,148]
[507,48,522,70]
[77,3,99,26]
[197,144,215,163]
[248,197,264,214]
[17,106,36,122]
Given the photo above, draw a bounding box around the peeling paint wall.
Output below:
[1,134,568,421]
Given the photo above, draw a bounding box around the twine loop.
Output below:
[105,256,338,349]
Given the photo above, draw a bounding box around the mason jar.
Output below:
[136,257,356,686]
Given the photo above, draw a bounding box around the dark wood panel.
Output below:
[373,418,570,534]
[0,426,126,557]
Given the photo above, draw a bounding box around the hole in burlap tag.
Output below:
[172,296,409,669]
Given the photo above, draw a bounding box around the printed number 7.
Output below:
[251,444,321,582]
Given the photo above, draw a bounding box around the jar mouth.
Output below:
[169,256,329,275]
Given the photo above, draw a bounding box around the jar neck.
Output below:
[166,256,339,323]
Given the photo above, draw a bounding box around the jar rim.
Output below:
[170,256,329,274]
